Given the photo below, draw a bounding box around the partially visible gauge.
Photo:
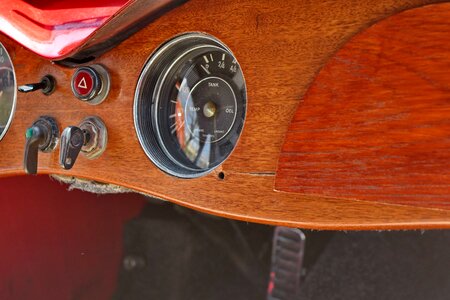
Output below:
[0,42,16,141]
[134,33,247,178]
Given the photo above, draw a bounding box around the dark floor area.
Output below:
[113,201,273,300]
[113,201,450,300]
[298,230,450,300]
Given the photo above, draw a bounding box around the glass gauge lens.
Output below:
[134,33,247,178]
[180,76,237,144]
[0,43,16,141]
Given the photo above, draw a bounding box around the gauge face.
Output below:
[0,43,16,141]
[134,33,246,178]
[179,76,237,144]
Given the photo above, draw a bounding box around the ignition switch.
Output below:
[59,116,107,170]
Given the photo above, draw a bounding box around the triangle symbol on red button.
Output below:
[78,77,87,89]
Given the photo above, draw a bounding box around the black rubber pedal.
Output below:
[267,227,305,300]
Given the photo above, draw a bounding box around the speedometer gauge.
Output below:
[134,33,246,178]
[0,42,16,141]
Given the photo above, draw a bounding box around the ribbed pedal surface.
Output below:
[267,227,305,300]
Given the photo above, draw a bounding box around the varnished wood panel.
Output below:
[1,0,450,229]
[276,4,450,210]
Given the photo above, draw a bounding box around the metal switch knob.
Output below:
[59,116,107,170]
[24,116,59,174]
[59,126,86,170]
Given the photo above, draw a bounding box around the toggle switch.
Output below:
[18,75,56,95]
[24,116,59,174]
[59,116,107,170]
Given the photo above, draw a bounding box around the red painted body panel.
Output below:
[0,175,145,299]
[0,0,130,59]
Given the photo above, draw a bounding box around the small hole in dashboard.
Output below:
[218,172,225,180]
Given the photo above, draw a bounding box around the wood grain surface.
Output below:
[276,3,450,210]
[1,0,450,229]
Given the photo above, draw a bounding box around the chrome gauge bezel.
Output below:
[134,33,247,178]
[0,42,17,141]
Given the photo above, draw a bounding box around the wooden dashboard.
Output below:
[0,0,449,229]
